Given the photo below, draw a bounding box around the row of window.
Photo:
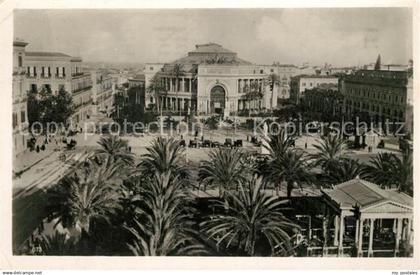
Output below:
[346,100,405,118]
[347,87,405,104]
[30,83,65,93]
[27,66,66,78]
[237,79,264,93]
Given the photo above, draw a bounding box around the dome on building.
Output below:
[162,43,252,73]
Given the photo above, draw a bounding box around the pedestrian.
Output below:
[305,142,307,149]
[41,144,45,151]
[36,145,40,153]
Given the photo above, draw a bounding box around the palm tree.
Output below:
[126,172,205,256]
[46,158,123,237]
[264,148,313,198]
[39,232,77,255]
[95,135,134,166]
[263,129,294,159]
[200,177,300,256]
[199,147,251,197]
[310,135,348,174]
[363,151,413,194]
[138,137,188,179]
[363,152,398,189]
[323,158,363,186]
[147,74,166,116]
[392,150,413,195]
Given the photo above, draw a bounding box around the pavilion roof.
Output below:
[322,178,413,211]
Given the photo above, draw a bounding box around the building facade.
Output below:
[301,83,341,121]
[91,70,114,117]
[290,75,339,104]
[13,40,29,156]
[24,51,93,128]
[269,64,300,103]
[342,69,413,133]
[145,43,284,117]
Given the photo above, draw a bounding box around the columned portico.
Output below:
[144,43,279,117]
[322,178,413,257]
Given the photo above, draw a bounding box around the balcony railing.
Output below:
[72,72,90,79]
[72,85,92,94]
[41,74,52,79]
[26,74,37,79]
[55,74,67,79]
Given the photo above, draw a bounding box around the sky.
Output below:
[14,8,413,67]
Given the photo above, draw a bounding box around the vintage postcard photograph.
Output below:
[1,0,419,271]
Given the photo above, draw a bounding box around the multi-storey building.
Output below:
[145,43,282,117]
[268,64,300,103]
[128,74,145,89]
[24,51,93,128]
[301,83,341,121]
[290,75,339,104]
[342,69,413,133]
[13,40,29,156]
[91,70,114,117]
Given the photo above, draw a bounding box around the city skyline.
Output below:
[14,8,412,67]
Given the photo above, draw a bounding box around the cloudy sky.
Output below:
[14,8,412,66]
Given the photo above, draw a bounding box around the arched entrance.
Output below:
[210,85,226,115]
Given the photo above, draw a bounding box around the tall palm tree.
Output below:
[310,135,348,174]
[364,151,413,194]
[264,148,313,198]
[95,135,134,166]
[46,158,123,236]
[263,129,294,159]
[147,74,166,116]
[200,177,300,256]
[392,149,413,195]
[199,148,251,197]
[126,172,205,256]
[363,152,398,189]
[323,158,363,186]
[138,137,188,179]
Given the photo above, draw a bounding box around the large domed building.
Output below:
[145,43,284,117]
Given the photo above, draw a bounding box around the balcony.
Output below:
[72,72,90,79]
[26,74,37,79]
[55,74,67,79]
[72,85,92,95]
[41,74,52,79]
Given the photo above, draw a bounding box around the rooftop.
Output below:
[189,43,235,55]
[292,74,339,80]
[322,178,413,211]
[26,51,71,58]
[344,69,411,87]
[160,43,252,72]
